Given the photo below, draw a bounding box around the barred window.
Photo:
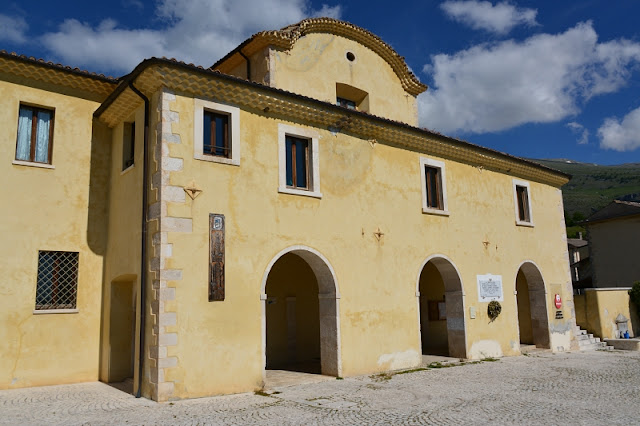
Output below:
[35,251,79,310]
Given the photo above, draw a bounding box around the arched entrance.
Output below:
[261,246,341,377]
[515,262,550,349]
[416,255,467,358]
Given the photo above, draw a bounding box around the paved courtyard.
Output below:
[1,350,639,425]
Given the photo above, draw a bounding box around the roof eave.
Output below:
[95,58,569,186]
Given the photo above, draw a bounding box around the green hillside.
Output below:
[530,159,640,231]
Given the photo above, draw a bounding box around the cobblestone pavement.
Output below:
[2,350,639,425]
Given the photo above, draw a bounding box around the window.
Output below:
[122,121,135,170]
[203,110,229,158]
[15,104,54,164]
[278,124,321,198]
[420,157,449,215]
[336,83,369,113]
[285,136,310,189]
[513,179,533,226]
[193,98,240,166]
[425,166,443,209]
[35,251,79,311]
[336,97,356,110]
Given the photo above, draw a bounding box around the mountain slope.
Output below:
[531,159,640,217]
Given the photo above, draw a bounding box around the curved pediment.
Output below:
[213,18,427,97]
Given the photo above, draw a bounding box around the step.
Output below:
[578,338,602,347]
[574,325,615,351]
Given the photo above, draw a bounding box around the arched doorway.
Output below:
[417,256,467,358]
[515,262,550,349]
[261,246,341,377]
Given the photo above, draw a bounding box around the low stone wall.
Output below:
[603,339,640,351]
[574,288,638,339]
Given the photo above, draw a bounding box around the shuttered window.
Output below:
[285,136,310,190]
[16,104,55,164]
[203,110,230,158]
[424,166,443,210]
[516,185,531,222]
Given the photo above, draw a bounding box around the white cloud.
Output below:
[419,22,640,134]
[0,13,28,44]
[440,0,538,35]
[566,122,589,145]
[39,0,341,74]
[598,107,640,152]
[312,4,342,19]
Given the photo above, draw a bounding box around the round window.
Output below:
[346,52,356,62]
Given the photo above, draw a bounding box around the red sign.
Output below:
[554,294,562,309]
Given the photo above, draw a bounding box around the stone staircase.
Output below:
[575,326,613,351]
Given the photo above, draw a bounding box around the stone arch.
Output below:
[415,254,467,358]
[261,245,342,377]
[515,260,550,349]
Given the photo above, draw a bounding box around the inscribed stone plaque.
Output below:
[477,274,503,302]
[209,213,225,301]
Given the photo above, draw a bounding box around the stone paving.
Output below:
[1,350,639,425]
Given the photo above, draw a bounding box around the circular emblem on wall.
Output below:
[554,294,562,309]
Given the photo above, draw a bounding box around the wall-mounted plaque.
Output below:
[477,274,503,302]
[209,213,225,301]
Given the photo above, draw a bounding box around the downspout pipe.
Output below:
[128,82,149,399]
[239,50,251,82]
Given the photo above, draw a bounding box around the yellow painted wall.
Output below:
[99,107,144,387]
[0,79,109,389]
[581,289,637,339]
[574,294,587,327]
[271,33,418,125]
[143,88,573,398]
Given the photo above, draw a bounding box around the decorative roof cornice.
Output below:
[95,57,569,187]
[212,18,428,97]
[0,50,117,101]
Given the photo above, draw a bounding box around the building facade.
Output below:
[573,200,640,339]
[583,200,640,288]
[1,18,577,401]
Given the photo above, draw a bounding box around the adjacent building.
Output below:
[568,237,591,288]
[1,18,577,401]
[583,200,640,288]
[573,200,639,339]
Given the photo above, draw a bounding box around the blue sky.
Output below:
[2,0,640,165]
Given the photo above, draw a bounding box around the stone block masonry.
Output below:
[148,88,191,401]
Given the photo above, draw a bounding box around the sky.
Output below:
[2,0,640,165]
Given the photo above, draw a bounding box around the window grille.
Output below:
[35,251,79,310]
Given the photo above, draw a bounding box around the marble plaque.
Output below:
[477,274,503,302]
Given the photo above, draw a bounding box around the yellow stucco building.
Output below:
[1,18,578,401]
